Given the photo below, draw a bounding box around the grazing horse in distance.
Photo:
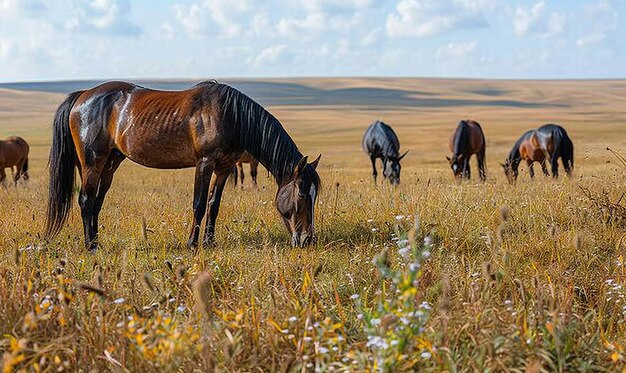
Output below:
[362,120,408,185]
[0,136,29,187]
[446,120,486,181]
[502,124,573,183]
[232,151,261,188]
[45,81,322,251]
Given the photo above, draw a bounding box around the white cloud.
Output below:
[361,27,381,46]
[386,0,491,38]
[173,0,249,38]
[277,13,328,36]
[437,41,477,59]
[575,1,619,49]
[0,38,13,59]
[576,34,606,48]
[161,23,175,40]
[513,1,564,38]
[248,44,288,68]
[62,0,141,36]
[276,12,358,38]
[289,0,373,13]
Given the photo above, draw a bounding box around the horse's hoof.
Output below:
[87,243,99,253]
[186,239,198,249]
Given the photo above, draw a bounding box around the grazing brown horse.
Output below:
[0,136,29,187]
[232,151,261,188]
[502,124,573,183]
[446,120,486,181]
[45,81,321,251]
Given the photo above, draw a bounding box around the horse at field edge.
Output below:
[232,151,262,188]
[502,123,573,183]
[446,119,486,181]
[45,81,321,251]
[0,136,29,187]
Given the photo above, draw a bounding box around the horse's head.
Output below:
[500,159,519,184]
[383,150,408,185]
[276,154,321,247]
[446,154,464,179]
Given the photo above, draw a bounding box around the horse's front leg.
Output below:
[370,155,378,184]
[203,171,229,247]
[463,156,471,179]
[187,158,214,248]
[551,157,559,178]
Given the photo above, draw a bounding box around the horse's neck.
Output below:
[244,118,302,186]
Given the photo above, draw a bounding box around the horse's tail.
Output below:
[550,126,572,166]
[563,129,574,171]
[45,90,84,238]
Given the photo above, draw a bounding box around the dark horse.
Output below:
[232,151,261,188]
[362,120,408,185]
[446,120,486,181]
[45,81,321,251]
[0,136,29,187]
[502,124,573,183]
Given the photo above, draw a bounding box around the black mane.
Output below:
[452,120,469,156]
[205,82,311,186]
[508,129,534,163]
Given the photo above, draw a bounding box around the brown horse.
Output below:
[502,124,573,183]
[446,120,486,181]
[45,81,321,251]
[232,151,261,188]
[0,136,29,187]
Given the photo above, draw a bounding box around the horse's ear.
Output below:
[499,162,506,168]
[399,150,409,161]
[446,156,451,162]
[309,154,321,169]
[294,156,308,176]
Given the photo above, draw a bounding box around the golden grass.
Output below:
[1,78,626,371]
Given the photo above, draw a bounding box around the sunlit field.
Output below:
[1,78,626,371]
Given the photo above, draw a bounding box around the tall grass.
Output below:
[1,160,626,371]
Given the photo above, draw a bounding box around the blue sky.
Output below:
[0,0,624,82]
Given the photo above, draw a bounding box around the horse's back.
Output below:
[362,121,399,156]
[450,120,484,154]
[69,81,230,169]
[0,136,29,166]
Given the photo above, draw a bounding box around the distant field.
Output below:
[1,78,626,371]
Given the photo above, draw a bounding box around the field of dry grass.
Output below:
[1,78,626,372]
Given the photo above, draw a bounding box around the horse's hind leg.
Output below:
[563,157,573,177]
[551,157,559,178]
[477,149,486,182]
[91,150,125,239]
[13,164,20,187]
[237,162,245,189]
[203,171,229,247]
[78,157,108,252]
[250,160,258,188]
[370,155,378,183]
[187,158,214,248]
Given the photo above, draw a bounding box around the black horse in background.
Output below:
[362,120,408,185]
